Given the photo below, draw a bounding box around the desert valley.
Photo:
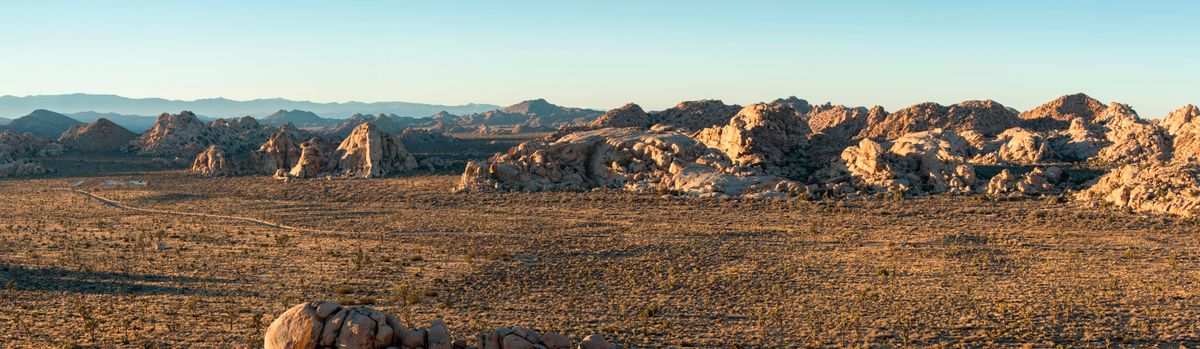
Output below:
[3,92,1200,347]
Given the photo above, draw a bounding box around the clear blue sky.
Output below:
[1,0,1197,117]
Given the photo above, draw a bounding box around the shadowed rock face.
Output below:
[57,118,137,152]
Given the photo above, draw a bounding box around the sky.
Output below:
[1,0,1197,117]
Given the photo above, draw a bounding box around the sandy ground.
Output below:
[2,171,1200,348]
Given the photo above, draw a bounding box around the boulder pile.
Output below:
[264,302,615,349]
[457,93,1200,216]
[459,106,809,198]
[0,130,62,177]
[830,129,976,195]
[985,167,1066,197]
[1078,162,1200,217]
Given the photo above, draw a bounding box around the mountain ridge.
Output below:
[0,93,502,119]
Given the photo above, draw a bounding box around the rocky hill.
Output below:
[57,118,137,152]
[459,93,1200,217]
[65,111,158,133]
[2,109,84,137]
[132,111,277,160]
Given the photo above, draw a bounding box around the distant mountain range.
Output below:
[0,98,603,139]
[0,93,501,119]
[0,117,9,125]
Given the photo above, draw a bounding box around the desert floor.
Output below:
[2,170,1200,348]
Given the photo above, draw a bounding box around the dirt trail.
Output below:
[57,188,359,235]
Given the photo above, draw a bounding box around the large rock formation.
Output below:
[458,126,805,198]
[250,125,305,175]
[693,103,811,173]
[134,111,282,162]
[334,123,419,178]
[833,129,977,195]
[1079,162,1200,217]
[1092,103,1171,165]
[57,118,137,152]
[973,127,1055,165]
[289,137,337,178]
[191,146,235,176]
[131,111,210,157]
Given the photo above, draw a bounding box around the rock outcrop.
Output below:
[985,167,1064,197]
[1161,104,1200,136]
[57,118,137,152]
[191,146,236,176]
[833,129,976,195]
[289,137,337,178]
[264,302,605,349]
[1092,104,1171,165]
[250,126,305,175]
[693,103,811,173]
[974,128,1055,165]
[334,123,419,178]
[1079,162,1200,217]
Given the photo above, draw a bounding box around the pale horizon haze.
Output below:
[2,0,1197,117]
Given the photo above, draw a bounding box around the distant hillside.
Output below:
[0,93,501,119]
[67,111,159,133]
[3,109,84,137]
[0,117,9,125]
[260,109,339,129]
